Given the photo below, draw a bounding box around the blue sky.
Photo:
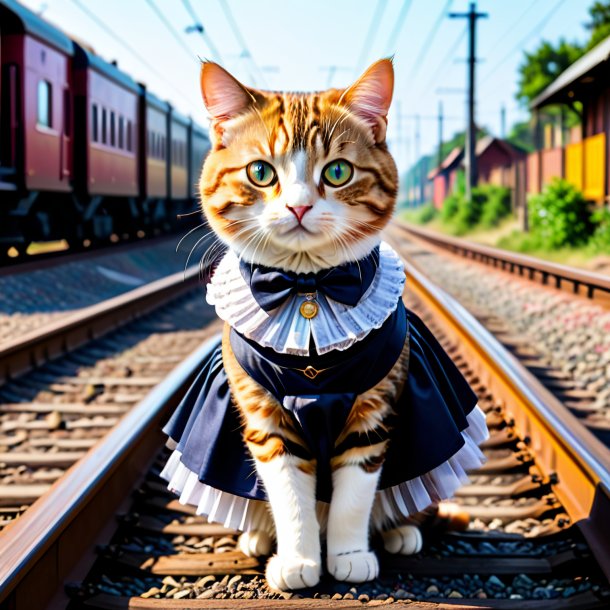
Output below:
[20,0,591,170]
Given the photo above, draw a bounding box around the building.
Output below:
[427,137,526,209]
[530,35,610,204]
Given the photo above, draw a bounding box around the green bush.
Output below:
[452,186,486,234]
[415,202,438,224]
[479,185,512,228]
[528,179,593,249]
[587,206,610,254]
[441,192,462,223]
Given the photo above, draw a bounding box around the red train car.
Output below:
[72,43,139,237]
[0,0,75,249]
[0,0,210,259]
[169,107,189,203]
[189,119,208,201]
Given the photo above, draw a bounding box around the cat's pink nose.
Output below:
[287,204,312,223]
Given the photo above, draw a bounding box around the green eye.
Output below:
[322,159,353,187]
[247,160,277,187]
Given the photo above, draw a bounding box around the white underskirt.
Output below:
[205,242,406,356]
[159,405,489,533]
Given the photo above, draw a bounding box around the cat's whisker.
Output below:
[175,222,207,253]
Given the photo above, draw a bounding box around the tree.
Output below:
[507,120,535,153]
[585,1,610,50]
[516,39,583,107]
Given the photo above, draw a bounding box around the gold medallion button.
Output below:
[299,299,319,319]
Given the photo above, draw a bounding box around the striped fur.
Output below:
[202,60,422,589]
[199,59,398,274]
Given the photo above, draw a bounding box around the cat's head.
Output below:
[199,59,397,273]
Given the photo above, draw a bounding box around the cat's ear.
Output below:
[340,58,394,143]
[200,62,255,147]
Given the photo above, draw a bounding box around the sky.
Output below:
[19,0,591,172]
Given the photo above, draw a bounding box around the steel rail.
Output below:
[0,334,221,610]
[400,255,610,579]
[396,221,610,302]
[0,266,201,383]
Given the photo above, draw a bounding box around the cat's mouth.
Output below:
[282,224,315,236]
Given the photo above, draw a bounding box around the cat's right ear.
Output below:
[200,62,255,148]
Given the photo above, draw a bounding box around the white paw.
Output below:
[238,530,272,557]
[382,524,423,555]
[265,555,321,591]
[327,551,379,583]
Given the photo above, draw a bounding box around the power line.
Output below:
[354,0,389,76]
[419,24,467,98]
[479,0,567,87]
[144,0,198,64]
[71,0,199,112]
[181,0,223,63]
[405,0,453,84]
[216,0,267,87]
[384,0,413,56]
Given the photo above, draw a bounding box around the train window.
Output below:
[101,108,107,144]
[92,104,98,142]
[37,80,52,128]
[110,112,116,147]
[118,116,124,149]
[127,121,133,152]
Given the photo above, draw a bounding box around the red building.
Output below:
[428,137,526,209]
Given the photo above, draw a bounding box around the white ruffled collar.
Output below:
[206,242,405,356]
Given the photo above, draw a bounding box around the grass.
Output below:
[398,206,610,274]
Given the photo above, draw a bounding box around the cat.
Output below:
[161,58,488,592]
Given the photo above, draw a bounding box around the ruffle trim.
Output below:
[159,405,489,532]
[205,242,406,356]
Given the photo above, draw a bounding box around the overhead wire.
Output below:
[144,0,198,64]
[216,0,267,87]
[71,0,200,113]
[181,0,223,63]
[383,0,413,56]
[479,0,567,87]
[405,0,454,84]
[354,0,389,76]
[419,23,468,98]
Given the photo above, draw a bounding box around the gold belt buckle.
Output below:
[297,365,329,379]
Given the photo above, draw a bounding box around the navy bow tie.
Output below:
[239,247,380,312]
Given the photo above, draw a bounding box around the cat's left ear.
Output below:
[341,58,394,143]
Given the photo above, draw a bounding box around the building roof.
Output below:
[0,0,74,55]
[73,42,139,93]
[427,136,524,179]
[531,35,610,109]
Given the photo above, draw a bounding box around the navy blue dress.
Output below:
[163,254,479,504]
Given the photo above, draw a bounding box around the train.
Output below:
[0,0,210,259]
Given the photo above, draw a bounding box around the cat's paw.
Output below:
[238,530,272,557]
[381,524,423,555]
[265,555,321,591]
[327,551,379,583]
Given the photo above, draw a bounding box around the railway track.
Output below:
[389,221,610,446]
[0,262,219,532]
[395,223,610,306]
[1,238,608,609]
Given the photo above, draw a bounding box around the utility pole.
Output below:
[450,2,487,202]
[437,101,444,170]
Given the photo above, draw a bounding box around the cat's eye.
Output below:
[246,160,277,187]
[322,160,353,187]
